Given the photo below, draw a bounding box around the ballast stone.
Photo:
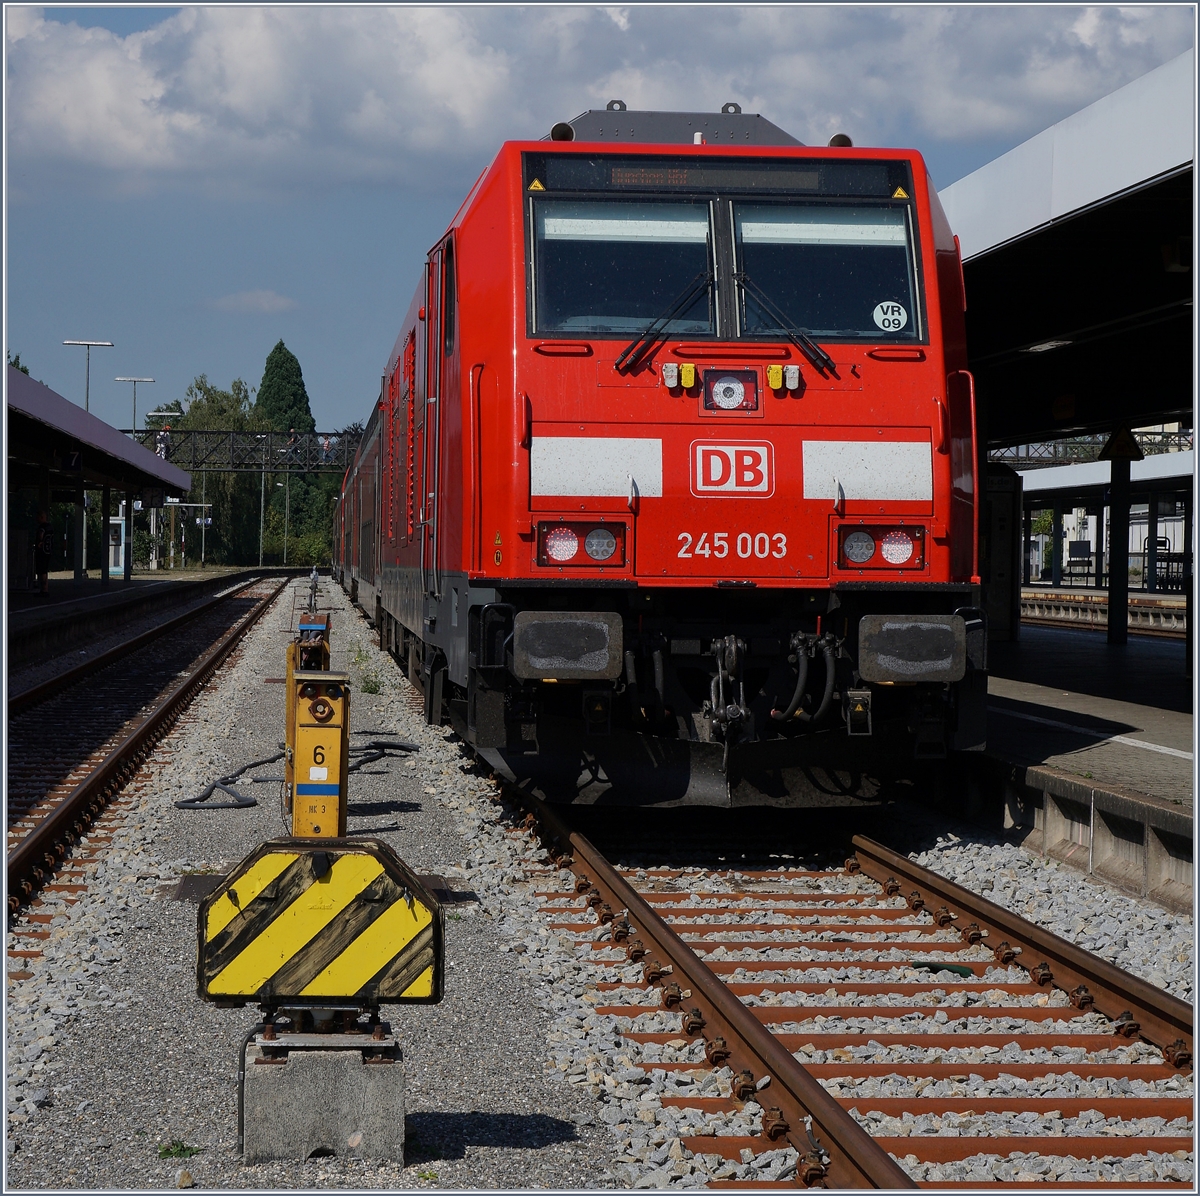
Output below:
[241,1044,404,1164]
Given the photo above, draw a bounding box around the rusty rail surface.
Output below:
[527,798,916,1190]
[852,835,1194,1067]
[9,577,272,716]
[7,578,288,910]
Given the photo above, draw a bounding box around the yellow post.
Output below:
[286,613,332,813]
[290,670,350,838]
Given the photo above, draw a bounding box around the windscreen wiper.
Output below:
[735,271,837,377]
[615,270,713,374]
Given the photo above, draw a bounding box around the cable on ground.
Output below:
[175,751,285,810]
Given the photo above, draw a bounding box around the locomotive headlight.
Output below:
[880,529,914,564]
[843,530,876,564]
[544,526,580,562]
[839,525,925,569]
[711,375,745,409]
[584,528,617,561]
[703,368,758,412]
[537,520,627,567]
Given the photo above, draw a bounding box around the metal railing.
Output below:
[991,430,1193,469]
[123,430,362,473]
[1024,550,1192,592]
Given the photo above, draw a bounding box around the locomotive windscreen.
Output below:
[734,204,920,340]
[532,200,715,335]
[526,153,924,342]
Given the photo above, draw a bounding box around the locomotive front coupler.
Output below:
[708,635,753,764]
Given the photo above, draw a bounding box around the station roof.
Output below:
[1020,450,1194,502]
[7,364,192,497]
[937,51,1194,448]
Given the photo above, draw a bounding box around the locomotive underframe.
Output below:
[372,576,985,808]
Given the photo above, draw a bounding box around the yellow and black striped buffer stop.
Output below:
[196,838,443,1005]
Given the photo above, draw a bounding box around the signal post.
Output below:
[196,599,442,1163]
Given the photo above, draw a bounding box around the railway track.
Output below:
[6,576,288,913]
[517,800,1194,1189]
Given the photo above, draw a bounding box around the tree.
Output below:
[7,351,30,375]
[255,341,315,434]
[173,376,267,566]
[180,375,262,431]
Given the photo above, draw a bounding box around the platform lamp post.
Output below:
[63,340,113,583]
[259,438,267,567]
[115,376,154,432]
[63,340,113,413]
[276,476,291,565]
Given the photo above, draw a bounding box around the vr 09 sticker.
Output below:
[690,442,774,497]
[873,301,908,331]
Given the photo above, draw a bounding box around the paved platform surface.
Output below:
[7,567,277,672]
[987,625,1193,811]
[8,569,239,614]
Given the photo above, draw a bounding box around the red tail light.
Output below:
[536,521,627,567]
[838,525,925,570]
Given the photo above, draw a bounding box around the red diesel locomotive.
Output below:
[334,103,986,808]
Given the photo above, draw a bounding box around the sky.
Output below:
[4,4,1195,433]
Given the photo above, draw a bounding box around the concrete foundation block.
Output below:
[241,1039,404,1164]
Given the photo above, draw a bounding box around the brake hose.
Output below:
[797,639,837,723]
[772,638,836,723]
[771,649,810,721]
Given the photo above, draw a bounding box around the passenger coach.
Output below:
[335,103,985,807]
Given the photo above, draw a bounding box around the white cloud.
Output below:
[6,6,1193,197]
[212,289,297,314]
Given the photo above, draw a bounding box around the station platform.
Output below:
[1019,585,1187,637]
[8,569,236,611]
[981,624,1193,910]
[7,567,262,670]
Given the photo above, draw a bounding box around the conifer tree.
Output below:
[255,340,315,433]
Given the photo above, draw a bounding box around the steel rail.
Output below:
[851,835,1193,1067]
[9,576,269,716]
[7,578,289,909]
[526,797,916,1190]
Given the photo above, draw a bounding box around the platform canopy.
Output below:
[938,51,1194,448]
[7,364,191,498]
[1019,449,1194,503]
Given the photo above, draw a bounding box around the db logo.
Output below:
[690,442,774,497]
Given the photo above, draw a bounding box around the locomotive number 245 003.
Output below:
[677,531,788,559]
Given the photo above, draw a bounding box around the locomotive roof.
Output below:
[549,102,803,146]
